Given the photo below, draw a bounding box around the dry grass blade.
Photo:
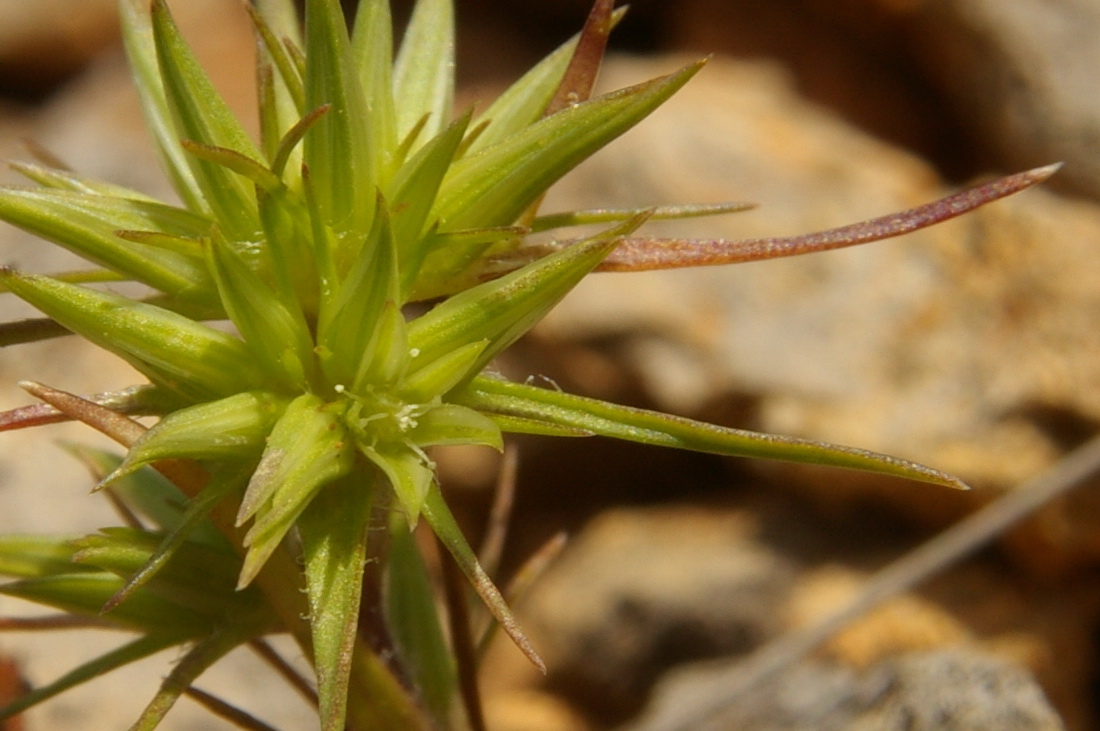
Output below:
[477,443,519,580]
[182,686,279,731]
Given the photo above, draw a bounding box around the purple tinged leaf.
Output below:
[595,164,1061,271]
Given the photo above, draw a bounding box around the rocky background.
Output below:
[2,1,1100,729]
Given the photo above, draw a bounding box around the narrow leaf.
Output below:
[421,483,545,672]
[131,627,253,731]
[456,375,970,490]
[303,0,375,235]
[598,165,1062,271]
[466,6,627,155]
[119,0,205,212]
[408,217,641,375]
[0,187,211,298]
[298,472,375,731]
[1,271,264,401]
[0,634,183,721]
[392,0,454,142]
[386,513,455,720]
[543,0,615,115]
[150,0,262,237]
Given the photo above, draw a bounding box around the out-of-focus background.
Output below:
[3,1,1100,728]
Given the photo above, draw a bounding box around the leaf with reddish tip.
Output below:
[544,0,615,115]
[592,164,1062,271]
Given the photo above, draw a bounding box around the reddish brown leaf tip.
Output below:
[599,164,1061,272]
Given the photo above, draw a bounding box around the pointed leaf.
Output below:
[407,218,637,376]
[303,0,375,235]
[0,187,210,298]
[150,0,262,237]
[0,634,183,721]
[298,472,375,731]
[119,0,205,212]
[0,270,264,401]
[466,6,628,154]
[393,0,454,142]
[385,511,455,720]
[457,375,969,490]
[599,164,1063,271]
[434,62,703,233]
[421,483,544,672]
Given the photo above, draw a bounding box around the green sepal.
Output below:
[392,0,454,143]
[421,483,544,672]
[385,510,455,721]
[0,270,265,402]
[150,0,263,238]
[103,391,285,487]
[407,217,639,375]
[206,230,316,390]
[0,187,211,299]
[407,403,502,450]
[361,444,434,524]
[299,471,376,731]
[0,634,184,722]
[399,339,489,403]
[456,375,970,490]
[303,0,376,236]
[236,393,356,588]
[353,301,410,393]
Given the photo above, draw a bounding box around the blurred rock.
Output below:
[630,649,1066,731]
[907,0,1100,201]
[542,54,1100,528]
[0,0,118,98]
[519,505,797,723]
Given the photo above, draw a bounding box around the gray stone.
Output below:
[630,649,1066,731]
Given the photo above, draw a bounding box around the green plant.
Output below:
[0,0,1054,729]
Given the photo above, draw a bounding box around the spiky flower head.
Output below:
[0,0,1054,727]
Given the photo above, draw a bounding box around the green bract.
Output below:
[0,0,1054,728]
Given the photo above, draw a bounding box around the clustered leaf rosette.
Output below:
[0,0,1056,728]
